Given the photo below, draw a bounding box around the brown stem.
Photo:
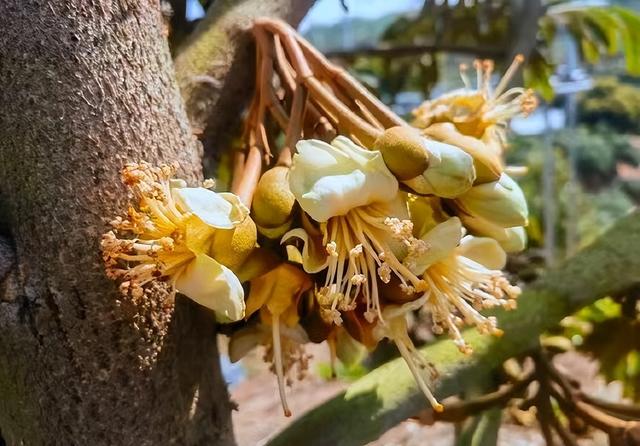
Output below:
[547,400,579,446]
[579,393,640,420]
[294,32,406,129]
[279,82,308,167]
[256,18,383,146]
[234,145,263,207]
[434,372,534,422]
[535,371,559,446]
[305,76,382,146]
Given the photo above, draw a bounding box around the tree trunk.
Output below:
[0,2,234,444]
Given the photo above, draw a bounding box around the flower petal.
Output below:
[461,214,527,253]
[455,173,528,228]
[228,324,267,363]
[422,122,502,183]
[281,228,329,273]
[174,253,245,322]
[290,137,398,222]
[245,263,311,325]
[459,236,507,270]
[411,217,463,275]
[172,187,247,229]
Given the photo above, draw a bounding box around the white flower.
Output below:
[408,216,520,354]
[289,136,399,222]
[455,173,529,228]
[101,163,250,322]
[283,137,428,325]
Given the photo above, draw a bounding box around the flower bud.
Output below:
[373,126,430,180]
[423,122,502,183]
[210,216,257,271]
[403,140,476,198]
[252,166,296,230]
[455,173,528,228]
[461,214,527,253]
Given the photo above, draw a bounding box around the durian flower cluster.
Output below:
[101,58,535,417]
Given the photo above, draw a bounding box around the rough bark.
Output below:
[173,0,315,170]
[267,211,640,446]
[0,1,234,445]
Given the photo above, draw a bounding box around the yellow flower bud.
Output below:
[373,126,430,180]
[455,173,528,229]
[403,139,476,198]
[252,166,296,229]
[210,216,257,271]
[423,122,502,183]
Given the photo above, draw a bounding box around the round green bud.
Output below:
[373,126,430,180]
[251,166,296,228]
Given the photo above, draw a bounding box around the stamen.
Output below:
[493,54,525,98]
[421,255,518,353]
[271,316,292,417]
[387,317,443,412]
[459,63,471,89]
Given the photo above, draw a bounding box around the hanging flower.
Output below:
[231,262,312,416]
[375,213,519,410]
[413,57,538,184]
[101,162,254,322]
[409,214,520,353]
[283,136,429,325]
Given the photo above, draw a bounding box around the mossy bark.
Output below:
[267,212,640,446]
[174,0,314,166]
[0,2,233,444]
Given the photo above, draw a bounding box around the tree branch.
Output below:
[174,0,315,169]
[267,211,640,446]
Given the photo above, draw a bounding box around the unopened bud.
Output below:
[251,166,296,231]
[373,126,430,180]
[455,173,528,228]
[423,122,502,183]
[403,140,476,198]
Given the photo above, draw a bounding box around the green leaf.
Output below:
[583,8,621,55]
[611,6,640,75]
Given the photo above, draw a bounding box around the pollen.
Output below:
[316,202,428,326]
[100,162,205,302]
[422,255,519,354]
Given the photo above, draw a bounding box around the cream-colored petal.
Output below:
[458,236,507,270]
[408,196,445,238]
[290,137,398,222]
[460,214,527,253]
[174,254,245,322]
[455,173,528,228]
[281,228,329,274]
[411,217,463,275]
[403,140,475,198]
[172,187,242,229]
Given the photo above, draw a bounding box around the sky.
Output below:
[298,0,424,32]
